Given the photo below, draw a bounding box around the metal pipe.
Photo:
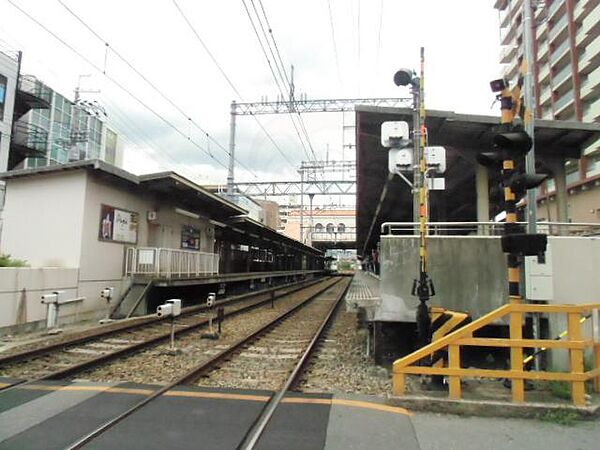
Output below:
[523,0,538,234]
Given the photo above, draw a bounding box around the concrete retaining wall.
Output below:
[378,236,507,322]
[0,267,131,334]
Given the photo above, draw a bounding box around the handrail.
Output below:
[125,247,219,278]
[380,221,600,236]
[392,302,600,406]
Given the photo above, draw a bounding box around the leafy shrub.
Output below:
[0,254,28,267]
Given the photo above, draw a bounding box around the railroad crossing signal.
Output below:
[482,125,548,260]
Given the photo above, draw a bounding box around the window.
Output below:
[337,223,346,232]
[0,74,7,121]
[326,223,334,233]
[314,223,323,232]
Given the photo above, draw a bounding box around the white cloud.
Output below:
[0,0,501,190]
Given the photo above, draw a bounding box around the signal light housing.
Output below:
[501,233,547,256]
[476,151,505,168]
[490,79,508,93]
[507,172,548,197]
[493,131,533,155]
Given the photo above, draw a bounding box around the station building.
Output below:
[0,160,323,332]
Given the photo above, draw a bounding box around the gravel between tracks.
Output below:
[72,281,338,385]
[298,306,391,396]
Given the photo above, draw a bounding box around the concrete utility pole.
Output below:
[412,81,421,226]
[523,0,538,233]
[227,101,236,197]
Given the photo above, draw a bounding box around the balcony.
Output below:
[580,66,600,99]
[553,63,573,90]
[13,75,52,119]
[573,0,599,20]
[549,13,569,43]
[539,62,551,83]
[577,2,600,45]
[583,97,600,121]
[548,0,566,22]
[540,86,552,106]
[550,38,570,66]
[538,39,549,61]
[579,36,600,73]
[8,121,48,169]
[499,45,517,64]
[554,88,575,114]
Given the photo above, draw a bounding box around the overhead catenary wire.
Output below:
[255,0,316,162]
[375,0,384,72]
[244,0,312,162]
[6,0,230,171]
[242,0,316,162]
[55,0,258,180]
[102,96,214,184]
[171,0,297,170]
[326,0,342,86]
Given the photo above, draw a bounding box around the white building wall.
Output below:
[0,51,17,173]
[76,172,215,317]
[1,171,86,267]
[0,167,220,329]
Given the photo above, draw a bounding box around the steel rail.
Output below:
[63,276,345,450]
[0,278,329,393]
[0,278,320,367]
[237,276,352,449]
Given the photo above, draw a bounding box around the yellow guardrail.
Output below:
[393,303,600,406]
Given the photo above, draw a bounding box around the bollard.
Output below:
[217,307,224,334]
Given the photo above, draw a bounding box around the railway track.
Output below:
[61,275,352,450]
[0,277,329,389]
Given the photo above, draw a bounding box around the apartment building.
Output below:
[495,0,600,222]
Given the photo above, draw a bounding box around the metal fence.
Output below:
[126,247,220,278]
[381,221,600,237]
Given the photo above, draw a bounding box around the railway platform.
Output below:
[0,378,417,450]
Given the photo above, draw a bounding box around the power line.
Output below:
[256,0,317,161]
[244,0,311,162]
[6,0,229,171]
[242,0,315,162]
[327,0,342,86]
[376,0,384,71]
[171,0,297,170]
[55,0,259,180]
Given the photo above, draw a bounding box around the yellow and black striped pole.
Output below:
[499,77,525,402]
[413,47,435,349]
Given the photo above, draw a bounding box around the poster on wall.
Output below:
[99,204,138,244]
[181,225,200,250]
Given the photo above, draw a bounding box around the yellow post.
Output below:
[509,304,525,403]
[594,343,600,394]
[568,312,586,406]
[393,373,406,396]
[448,344,461,400]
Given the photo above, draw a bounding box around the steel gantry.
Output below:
[226,97,411,195]
[233,97,411,115]
[231,179,355,196]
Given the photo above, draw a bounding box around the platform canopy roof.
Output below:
[0,159,246,220]
[356,106,600,256]
[225,215,323,256]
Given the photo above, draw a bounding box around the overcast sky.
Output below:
[0,0,502,190]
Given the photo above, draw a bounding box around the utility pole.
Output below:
[523,0,538,234]
[411,77,421,226]
[227,100,236,197]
